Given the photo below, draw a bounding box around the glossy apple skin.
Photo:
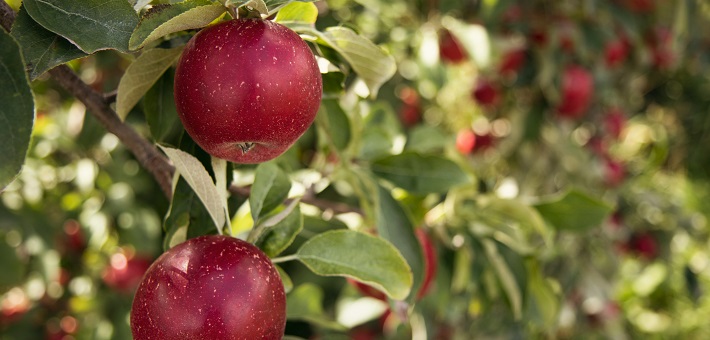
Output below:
[557,66,594,118]
[174,18,322,163]
[130,235,286,340]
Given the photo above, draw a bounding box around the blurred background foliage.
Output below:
[2,0,710,339]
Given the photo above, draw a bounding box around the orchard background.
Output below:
[2,0,710,338]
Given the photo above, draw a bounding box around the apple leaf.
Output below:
[129,0,227,50]
[250,162,291,223]
[22,0,139,53]
[274,1,318,25]
[296,230,413,300]
[10,6,87,80]
[132,0,153,12]
[286,283,346,330]
[116,47,184,120]
[265,0,316,14]
[481,239,525,320]
[0,232,24,291]
[533,189,613,232]
[143,70,183,143]
[525,261,560,329]
[226,0,268,16]
[405,125,449,153]
[0,29,34,191]
[285,25,396,98]
[159,145,227,234]
[275,265,293,293]
[316,99,351,152]
[256,204,303,257]
[371,152,470,194]
[375,185,424,302]
[162,137,217,250]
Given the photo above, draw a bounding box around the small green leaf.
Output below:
[533,189,613,232]
[296,230,412,300]
[481,239,524,320]
[129,0,227,50]
[286,283,346,330]
[275,265,293,293]
[371,152,470,194]
[0,29,34,191]
[286,25,396,97]
[525,261,559,330]
[257,205,303,257]
[405,125,448,153]
[117,47,184,120]
[274,1,318,25]
[143,70,183,143]
[159,145,227,234]
[226,0,268,16]
[316,99,351,151]
[250,162,291,222]
[10,6,87,80]
[376,185,424,301]
[23,0,139,53]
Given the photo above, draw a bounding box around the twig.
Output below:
[0,2,175,198]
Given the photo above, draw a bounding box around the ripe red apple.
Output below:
[350,229,437,300]
[604,38,629,68]
[647,27,674,69]
[557,65,594,118]
[604,108,626,139]
[130,235,286,340]
[499,48,526,75]
[472,78,499,107]
[174,18,322,164]
[627,232,658,260]
[604,157,625,187]
[439,29,467,64]
[102,253,152,293]
[456,129,476,155]
[398,87,421,127]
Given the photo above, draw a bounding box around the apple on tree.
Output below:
[130,235,286,340]
[472,78,500,107]
[438,29,467,64]
[556,65,594,119]
[174,18,322,164]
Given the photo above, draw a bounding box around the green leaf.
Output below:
[0,29,34,191]
[525,261,559,330]
[274,1,318,25]
[129,0,227,50]
[533,189,613,232]
[250,162,291,223]
[162,137,216,250]
[117,47,183,120]
[375,185,424,301]
[0,233,24,292]
[371,152,470,194]
[265,0,316,14]
[23,0,139,53]
[256,205,303,257]
[316,99,351,151]
[226,0,268,16]
[405,125,448,153]
[287,25,396,97]
[10,6,87,80]
[481,239,525,320]
[143,70,183,143]
[275,265,293,293]
[286,283,346,330]
[159,145,227,234]
[296,230,412,300]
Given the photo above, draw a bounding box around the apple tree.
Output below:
[1,0,710,339]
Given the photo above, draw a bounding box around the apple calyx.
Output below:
[238,142,255,154]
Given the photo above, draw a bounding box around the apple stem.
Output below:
[270,254,298,264]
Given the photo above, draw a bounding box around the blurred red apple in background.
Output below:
[472,78,499,107]
[439,29,467,64]
[557,65,594,118]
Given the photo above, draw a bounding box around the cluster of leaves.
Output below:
[2,0,710,339]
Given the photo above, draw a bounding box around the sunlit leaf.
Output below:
[117,47,184,120]
[533,189,613,232]
[274,1,318,25]
[129,0,226,50]
[250,162,291,223]
[296,230,412,300]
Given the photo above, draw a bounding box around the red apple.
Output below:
[604,108,626,139]
[456,129,476,155]
[102,253,152,293]
[557,65,594,118]
[174,18,322,164]
[130,235,286,340]
[604,157,625,187]
[472,78,499,107]
[604,38,629,68]
[499,48,526,75]
[439,29,467,64]
[628,232,658,259]
[648,27,674,69]
[398,87,421,127]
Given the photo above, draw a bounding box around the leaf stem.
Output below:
[271,254,299,264]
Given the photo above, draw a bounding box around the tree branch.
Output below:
[1,1,175,198]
